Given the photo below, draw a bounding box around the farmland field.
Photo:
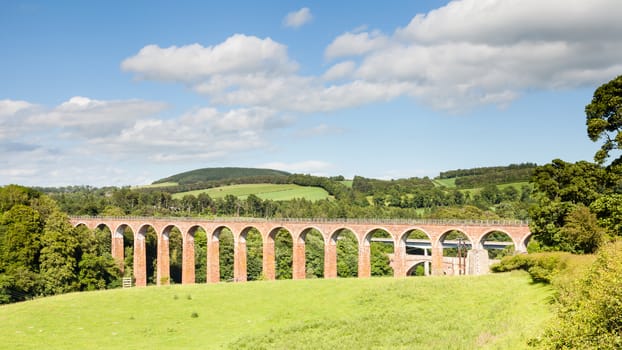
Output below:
[0,272,552,349]
[172,183,331,201]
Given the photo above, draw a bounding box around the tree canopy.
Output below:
[586,75,622,165]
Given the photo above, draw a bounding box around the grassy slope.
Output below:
[0,272,551,349]
[172,183,331,201]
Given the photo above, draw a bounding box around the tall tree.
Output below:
[586,75,622,165]
[39,210,80,295]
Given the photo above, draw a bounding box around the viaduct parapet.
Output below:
[69,216,531,287]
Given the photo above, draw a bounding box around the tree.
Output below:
[274,230,292,279]
[39,210,80,295]
[0,204,43,272]
[586,75,622,164]
[78,253,121,290]
[556,204,605,254]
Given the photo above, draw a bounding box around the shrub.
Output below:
[491,252,593,284]
[536,241,622,349]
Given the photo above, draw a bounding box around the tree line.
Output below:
[0,185,120,304]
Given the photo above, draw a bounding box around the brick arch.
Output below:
[360,227,395,278]
[474,229,515,250]
[394,228,434,277]
[207,225,236,283]
[519,232,534,252]
[436,228,474,247]
[297,227,325,279]
[182,225,208,284]
[233,226,265,282]
[398,227,433,243]
[326,227,359,278]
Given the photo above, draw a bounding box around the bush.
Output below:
[491,252,593,284]
[531,241,622,348]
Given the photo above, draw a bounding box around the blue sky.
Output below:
[1,0,620,187]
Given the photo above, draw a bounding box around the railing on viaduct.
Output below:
[69,216,532,287]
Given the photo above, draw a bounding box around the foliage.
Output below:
[585,75,622,165]
[491,252,593,285]
[336,231,358,277]
[528,159,621,252]
[218,229,234,281]
[439,163,537,179]
[78,253,121,290]
[556,204,605,254]
[274,229,292,280]
[39,210,80,295]
[304,230,324,278]
[153,167,290,185]
[450,164,536,189]
[245,229,263,281]
[536,241,622,349]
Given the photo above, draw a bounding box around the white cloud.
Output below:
[121,34,298,82]
[26,96,168,137]
[0,99,35,117]
[348,0,622,110]
[121,0,622,113]
[325,31,389,59]
[88,106,290,163]
[0,96,298,186]
[323,61,356,81]
[0,99,39,139]
[395,0,622,45]
[259,160,332,174]
[283,7,312,28]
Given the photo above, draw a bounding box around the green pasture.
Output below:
[433,178,456,188]
[172,183,331,201]
[0,272,552,349]
[133,181,179,189]
[340,180,353,188]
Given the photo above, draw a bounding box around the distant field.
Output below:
[433,178,456,188]
[462,181,532,196]
[340,180,353,188]
[133,182,178,189]
[172,183,331,201]
[0,272,552,349]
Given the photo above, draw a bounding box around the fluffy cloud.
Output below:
[121,34,298,82]
[0,96,297,186]
[283,7,313,28]
[325,31,390,59]
[94,106,288,162]
[346,0,622,109]
[322,61,356,81]
[121,0,622,113]
[27,96,168,137]
[0,99,35,117]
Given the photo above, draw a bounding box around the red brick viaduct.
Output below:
[69,216,531,287]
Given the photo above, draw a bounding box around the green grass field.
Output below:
[132,181,179,189]
[433,178,457,188]
[0,272,552,349]
[172,183,331,201]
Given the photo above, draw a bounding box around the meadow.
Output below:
[171,183,331,201]
[0,272,552,349]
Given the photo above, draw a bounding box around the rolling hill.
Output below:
[153,167,290,185]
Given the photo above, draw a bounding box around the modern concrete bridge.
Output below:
[69,216,531,287]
